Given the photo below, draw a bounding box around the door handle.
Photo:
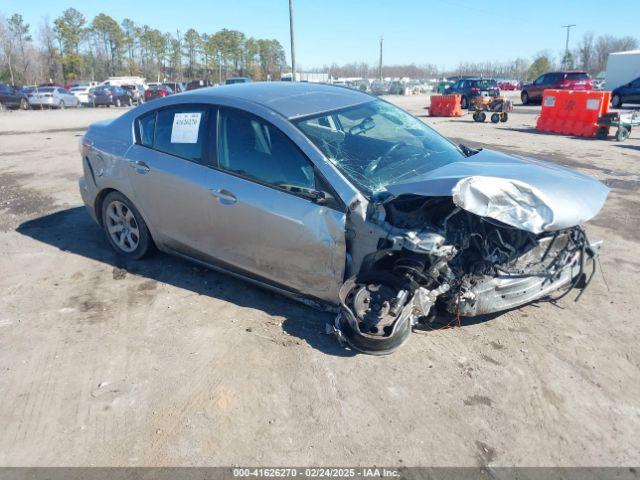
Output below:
[209,188,237,205]
[130,160,150,173]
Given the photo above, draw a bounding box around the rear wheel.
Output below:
[521,91,529,105]
[478,112,486,122]
[611,94,622,108]
[490,113,500,123]
[20,98,29,110]
[115,98,122,107]
[128,97,133,106]
[101,191,152,260]
[616,126,630,142]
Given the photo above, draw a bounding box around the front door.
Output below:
[204,107,346,303]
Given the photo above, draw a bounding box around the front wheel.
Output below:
[101,192,152,260]
[460,96,469,109]
[20,98,29,110]
[611,94,622,108]
[521,91,529,105]
[491,113,500,123]
[59,100,65,110]
[477,112,486,122]
[115,98,122,107]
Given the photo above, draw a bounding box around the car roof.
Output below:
[181,82,374,119]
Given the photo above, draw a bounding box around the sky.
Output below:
[3,0,640,70]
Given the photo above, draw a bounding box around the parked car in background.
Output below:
[186,79,214,90]
[498,80,520,91]
[91,86,132,107]
[70,86,94,106]
[144,84,173,101]
[0,83,30,110]
[520,71,593,105]
[163,82,185,94]
[28,86,79,109]
[78,82,607,354]
[444,78,499,109]
[225,77,252,85]
[122,84,145,105]
[611,76,640,108]
[65,81,99,90]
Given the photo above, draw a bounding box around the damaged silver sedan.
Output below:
[79,83,608,354]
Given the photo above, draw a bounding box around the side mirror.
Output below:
[310,189,337,207]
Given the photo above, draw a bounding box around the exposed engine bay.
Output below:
[333,195,601,355]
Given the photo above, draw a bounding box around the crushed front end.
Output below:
[332,196,602,355]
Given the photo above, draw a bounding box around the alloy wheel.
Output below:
[105,200,140,253]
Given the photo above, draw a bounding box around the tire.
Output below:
[472,112,480,122]
[500,112,508,122]
[20,98,29,110]
[611,94,622,108]
[101,191,152,260]
[115,98,122,107]
[491,113,500,123]
[478,112,486,122]
[128,97,133,106]
[59,100,65,110]
[521,91,529,105]
[0,101,4,111]
[596,126,609,140]
[460,96,469,109]
[616,126,630,142]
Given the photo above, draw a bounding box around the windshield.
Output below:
[294,100,465,196]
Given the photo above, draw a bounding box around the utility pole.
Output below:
[289,0,296,81]
[378,36,383,81]
[561,24,576,68]
[218,51,222,84]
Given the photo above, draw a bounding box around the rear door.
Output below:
[203,107,346,302]
[125,104,220,256]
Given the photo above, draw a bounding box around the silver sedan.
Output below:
[79,83,608,354]
[29,86,80,109]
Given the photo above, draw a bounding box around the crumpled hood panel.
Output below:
[384,149,609,233]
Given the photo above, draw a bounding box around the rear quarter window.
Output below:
[566,72,590,80]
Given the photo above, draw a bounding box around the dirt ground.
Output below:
[0,93,639,467]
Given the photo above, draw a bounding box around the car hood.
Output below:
[383,149,609,234]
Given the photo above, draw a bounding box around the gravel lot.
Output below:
[0,93,639,467]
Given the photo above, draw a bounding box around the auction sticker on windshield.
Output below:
[171,112,202,143]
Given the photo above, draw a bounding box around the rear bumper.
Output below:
[457,240,602,316]
[79,176,99,224]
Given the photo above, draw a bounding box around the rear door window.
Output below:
[565,72,589,80]
[136,105,215,167]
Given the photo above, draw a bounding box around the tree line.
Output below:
[316,32,638,83]
[1,9,638,86]
[0,8,287,86]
